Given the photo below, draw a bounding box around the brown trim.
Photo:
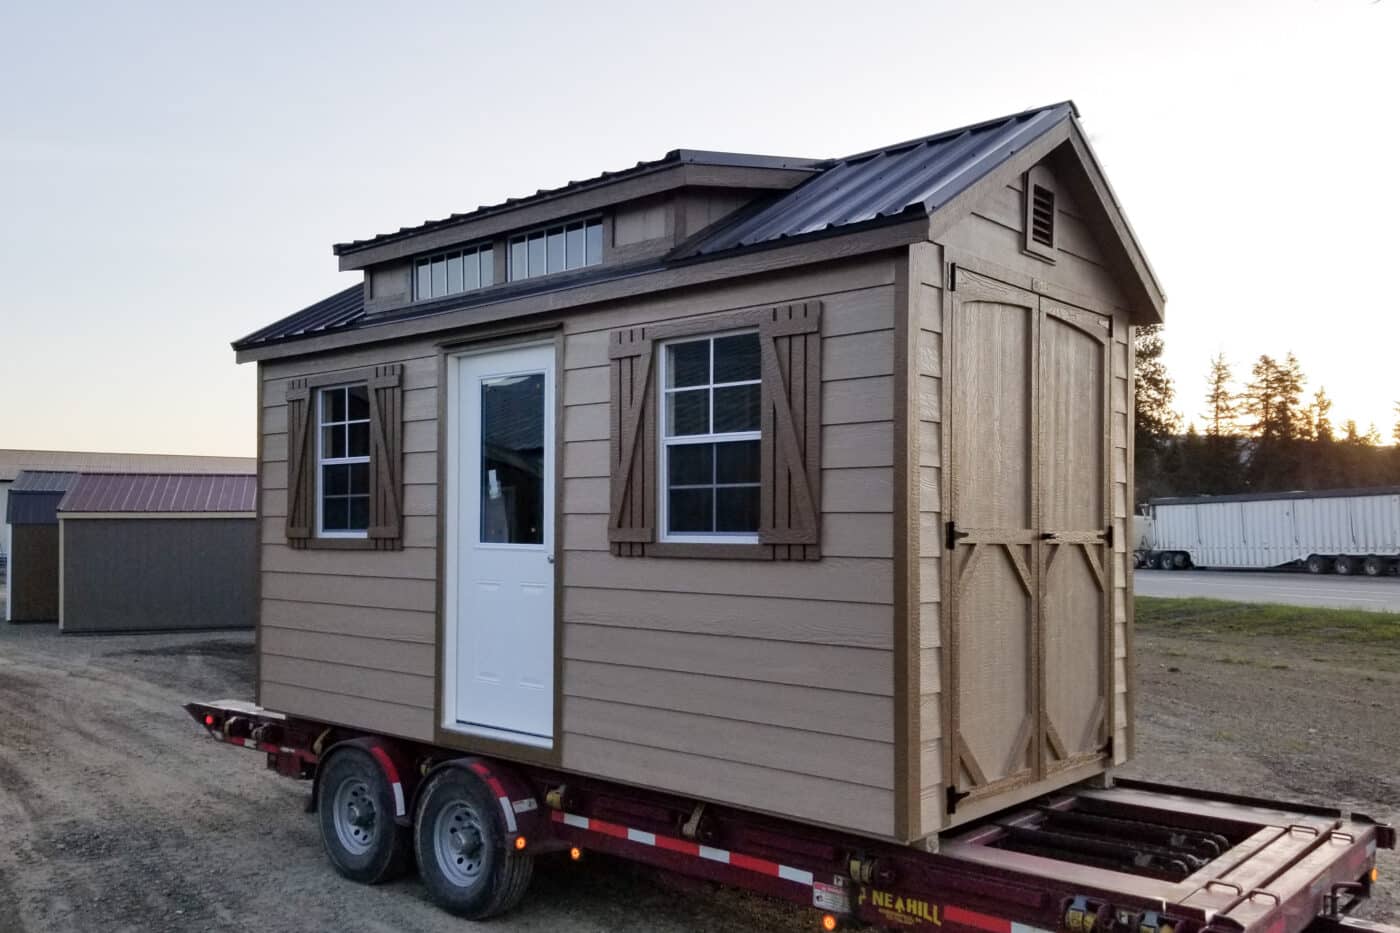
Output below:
[891,248,920,842]
[254,362,265,707]
[431,328,565,769]
[1125,322,1137,761]
[236,220,927,364]
[644,542,773,560]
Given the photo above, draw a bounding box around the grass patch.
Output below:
[1136,597,1400,645]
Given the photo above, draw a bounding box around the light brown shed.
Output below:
[234,102,1163,844]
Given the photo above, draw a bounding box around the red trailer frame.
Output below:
[186,700,1396,933]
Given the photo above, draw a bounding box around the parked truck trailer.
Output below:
[1137,487,1400,575]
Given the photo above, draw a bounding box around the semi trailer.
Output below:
[1135,488,1400,575]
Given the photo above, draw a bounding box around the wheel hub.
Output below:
[332,778,378,856]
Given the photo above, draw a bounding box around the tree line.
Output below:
[1134,326,1400,503]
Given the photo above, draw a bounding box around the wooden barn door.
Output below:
[944,269,1112,810]
[945,271,1040,805]
[1037,298,1113,775]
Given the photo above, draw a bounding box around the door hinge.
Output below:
[946,784,971,815]
[948,263,958,292]
[946,520,969,550]
[1101,525,1114,546]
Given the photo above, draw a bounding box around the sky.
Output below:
[2,0,1397,456]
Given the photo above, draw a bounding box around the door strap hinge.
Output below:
[946,521,969,550]
[946,784,971,815]
[948,263,957,292]
[1101,525,1114,546]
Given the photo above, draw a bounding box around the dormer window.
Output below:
[508,218,603,281]
[414,244,495,301]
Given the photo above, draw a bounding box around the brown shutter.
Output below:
[284,378,314,548]
[608,327,656,556]
[367,364,404,550]
[759,302,822,560]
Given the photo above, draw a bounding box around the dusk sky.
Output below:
[2,0,1396,455]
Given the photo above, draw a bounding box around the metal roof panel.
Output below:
[58,473,257,515]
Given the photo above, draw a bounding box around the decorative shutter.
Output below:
[759,302,822,560]
[367,364,404,550]
[284,378,314,548]
[608,327,656,556]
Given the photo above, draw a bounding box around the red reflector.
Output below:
[204,714,216,727]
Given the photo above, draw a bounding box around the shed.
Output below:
[233,102,1163,845]
[5,471,78,622]
[57,473,257,633]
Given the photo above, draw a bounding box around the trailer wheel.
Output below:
[317,748,410,884]
[414,767,534,919]
[1363,556,1386,577]
[1335,556,1355,576]
[1171,551,1191,570]
[1154,552,1173,571]
[1305,554,1331,575]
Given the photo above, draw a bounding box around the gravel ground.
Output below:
[0,611,1396,932]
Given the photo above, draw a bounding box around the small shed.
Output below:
[58,473,257,633]
[234,102,1164,845]
[5,471,77,622]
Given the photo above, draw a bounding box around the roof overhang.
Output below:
[59,511,256,520]
[334,159,817,272]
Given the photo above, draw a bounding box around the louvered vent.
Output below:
[1030,184,1055,248]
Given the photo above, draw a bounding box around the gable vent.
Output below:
[1030,184,1055,247]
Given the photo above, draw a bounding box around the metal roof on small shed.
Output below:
[58,473,257,515]
[237,102,1086,351]
[6,471,78,525]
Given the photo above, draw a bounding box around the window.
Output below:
[415,244,495,301]
[508,218,603,281]
[317,384,371,536]
[659,332,762,541]
[1023,165,1057,261]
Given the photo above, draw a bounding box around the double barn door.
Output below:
[944,266,1113,808]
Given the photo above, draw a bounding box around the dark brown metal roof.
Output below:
[238,103,1077,352]
[58,473,257,515]
[331,149,818,256]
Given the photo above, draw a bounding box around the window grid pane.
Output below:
[318,384,372,536]
[661,333,762,538]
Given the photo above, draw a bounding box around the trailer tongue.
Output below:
[186,700,1395,933]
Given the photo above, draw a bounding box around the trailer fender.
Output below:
[418,757,550,849]
[312,737,415,826]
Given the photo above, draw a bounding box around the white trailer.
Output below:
[1140,487,1400,576]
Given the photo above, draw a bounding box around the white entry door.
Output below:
[450,344,555,743]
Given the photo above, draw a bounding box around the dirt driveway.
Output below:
[0,612,1396,932]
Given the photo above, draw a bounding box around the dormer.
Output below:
[336,151,818,317]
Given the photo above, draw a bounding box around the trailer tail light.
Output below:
[570,847,582,862]
[204,714,216,727]
[821,914,839,931]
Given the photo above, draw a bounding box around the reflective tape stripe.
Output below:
[552,811,815,887]
[367,746,406,818]
[498,796,517,833]
[947,906,1012,933]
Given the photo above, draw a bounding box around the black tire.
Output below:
[317,747,411,884]
[1171,551,1191,570]
[1363,556,1385,577]
[414,768,534,919]
[1335,556,1354,576]
[1154,552,1173,571]
[1305,554,1330,575]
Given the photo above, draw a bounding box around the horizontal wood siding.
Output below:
[559,256,898,837]
[256,255,899,837]
[257,347,441,743]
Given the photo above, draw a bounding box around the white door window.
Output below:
[447,344,555,744]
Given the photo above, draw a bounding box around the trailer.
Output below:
[186,699,1395,932]
[1138,489,1400,575]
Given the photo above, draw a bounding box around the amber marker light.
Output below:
[570,847,583,861]
[821,914,839,931]
[514,836,527,851]
[1373,867,1380,882]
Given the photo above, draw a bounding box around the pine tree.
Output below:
[1310,387,1334,443]
[1393,402,1400,446]
[1242,353,1307,490]
[1133,325,1181,502]
[1197,355,1241,494]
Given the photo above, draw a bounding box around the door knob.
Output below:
[546,554,555,564]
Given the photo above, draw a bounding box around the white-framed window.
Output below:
[317,384,371,536]
[415,244,495,301]
[508,218,603,281]
[657,331,762,543]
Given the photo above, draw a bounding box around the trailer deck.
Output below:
[186,699,1395,933]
